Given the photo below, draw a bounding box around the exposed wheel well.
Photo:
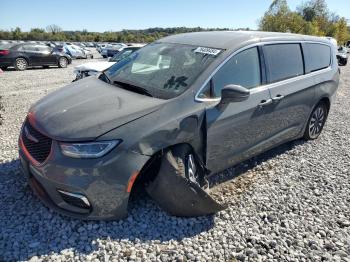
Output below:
[129,143,196,196]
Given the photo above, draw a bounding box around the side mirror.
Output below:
[221,84,250,103]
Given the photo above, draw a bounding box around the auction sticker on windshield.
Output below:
[194,47,221,56]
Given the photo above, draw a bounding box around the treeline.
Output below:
[0,0,349,44]
[259,0,350,44]
[0,26,247,43]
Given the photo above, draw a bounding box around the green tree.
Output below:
[336,18,350,45]
[12,27,22,40]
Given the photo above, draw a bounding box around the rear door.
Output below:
[204,47,274,173]
[22,45,39,65]
[262,43,315,141]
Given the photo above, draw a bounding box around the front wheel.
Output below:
[171,145,205,188]
[304,102,328,140]
[58,57,68,68]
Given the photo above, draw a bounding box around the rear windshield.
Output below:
[104,42,220,99]
[0,43,16,49]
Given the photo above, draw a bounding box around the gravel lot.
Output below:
[0,51,349,261]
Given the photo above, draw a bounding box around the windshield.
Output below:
[104,42,220,99]
[110,48,137,62]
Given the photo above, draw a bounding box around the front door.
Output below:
[35,45,57,65]
[203,47,275,173]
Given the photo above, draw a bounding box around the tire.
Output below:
[43,65,49,69]
[14,58,28,71]
[58,57,68,68]
[0,66,7,70]
[304,102,328,140]
[171,145,204,187]
[339,59,347,66]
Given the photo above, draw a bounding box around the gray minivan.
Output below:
[19,31,339,220]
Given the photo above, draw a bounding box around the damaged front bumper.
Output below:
[19,139,151,220]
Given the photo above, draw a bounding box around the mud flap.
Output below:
[146,150,226,217]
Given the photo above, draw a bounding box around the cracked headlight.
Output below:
[60,140,121,158]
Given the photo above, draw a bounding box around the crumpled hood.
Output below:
[29,78,165,141]
[74,61,115,73]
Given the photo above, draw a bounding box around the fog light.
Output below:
[58,190,91,209]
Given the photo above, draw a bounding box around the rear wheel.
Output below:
[58,57,68,68]
[14,58,28,71]
[0,66,7,70]
[304,102,328,140]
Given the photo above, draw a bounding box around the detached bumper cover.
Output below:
[146,150,225,217]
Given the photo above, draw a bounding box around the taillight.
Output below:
[0,50,9,55]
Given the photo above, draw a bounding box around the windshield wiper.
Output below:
[113,80,153,97]
[98,71,111,84]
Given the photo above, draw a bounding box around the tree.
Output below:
[12,27,22,40]
[259,0,350,43]
[336,18,350,45]
[46,24,62,35]
[259,0,305,33]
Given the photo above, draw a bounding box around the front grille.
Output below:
[58,191,91,209]
[21,119,52,164]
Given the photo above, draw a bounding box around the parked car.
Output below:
[73,45,144,81]
[63,44,85,59]
[100,43,126,58]
[337,46,348,66]
[106,43,127,57]
[18,31,339,220]
[96,43,107,53]
[0,42,72,70]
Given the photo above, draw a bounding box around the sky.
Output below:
[0,0,349,32]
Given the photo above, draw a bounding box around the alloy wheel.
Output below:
[59,58,67,68]
[309,106,326,139]
[186,154,199,185]
[16,58,27,70]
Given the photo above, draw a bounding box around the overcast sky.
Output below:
[1,0,349,32]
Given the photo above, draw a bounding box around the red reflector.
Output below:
[0,50,9,55]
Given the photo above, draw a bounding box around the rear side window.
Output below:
[212,47,261,97]
[263,44,304,83]
[36,45,51,52]
[304,43,331,73]
[22,45,37,51]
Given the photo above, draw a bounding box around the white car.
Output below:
[73,45,144,81]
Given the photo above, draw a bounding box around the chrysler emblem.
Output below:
[24,126,39,143]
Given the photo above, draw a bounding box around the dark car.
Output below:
[337,46,348,66]
[0,43,72,71]
[105,43,125,57]
[18,31,339,220]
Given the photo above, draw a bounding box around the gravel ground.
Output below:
[0,52,349,261]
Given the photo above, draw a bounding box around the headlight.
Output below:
[60,140,121,158]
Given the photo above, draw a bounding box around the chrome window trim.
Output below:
[195,40,334,102]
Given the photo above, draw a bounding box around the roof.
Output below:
[158,31,331,51]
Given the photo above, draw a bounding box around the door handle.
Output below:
[258,99,273,107]
[272,94,285,101]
